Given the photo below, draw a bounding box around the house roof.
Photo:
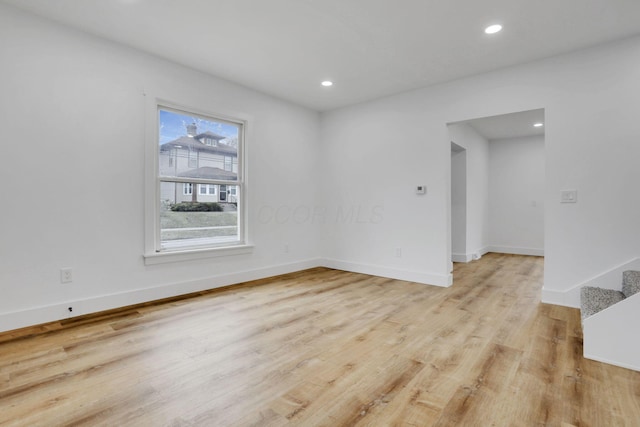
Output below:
[160,136,237,156]
[195,131,226,141]
[178,166,237,181]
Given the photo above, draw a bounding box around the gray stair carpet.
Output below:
[622,270,640,297]
[580,270,640,321]
[580,286,625,320]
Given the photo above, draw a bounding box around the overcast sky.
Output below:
[159,109,239,144]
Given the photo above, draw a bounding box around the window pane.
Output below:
[183,183,192,195]
[154,105,244,253]
[159,109,239,182]
[219,184,227,202]
[160,182,240,249]
[228,185,237,198]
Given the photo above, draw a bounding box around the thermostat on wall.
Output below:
[416,185,427,195]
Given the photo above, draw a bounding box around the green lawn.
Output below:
[160,211,237,228]
[160,211,238,241]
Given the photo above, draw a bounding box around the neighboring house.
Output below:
[159,123,238,204]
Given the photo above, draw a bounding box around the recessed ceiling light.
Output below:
[321,80,333,87]
[533,123,544,128]
[484,24,503,34]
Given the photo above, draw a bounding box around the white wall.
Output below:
[0,5,321,331]
[450,146,466,260]
[3,5,640,333]
[448,123,490,261]
[488,135,545,256]
[321,35,640,304]
[318,99,452,286]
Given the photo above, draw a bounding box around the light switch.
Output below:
[416,185,427,195]
[561,190,577,203]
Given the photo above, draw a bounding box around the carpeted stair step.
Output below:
[622,270,640,298]
[580,287,625,320]
[580,270,640,320]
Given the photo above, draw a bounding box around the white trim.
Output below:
[144,244,254,265]
[144,94,251,258]
[452,253,472,263]
[144,90,160,256]
[478,246,491,257]
[321,258,452,287]
[0,258,455,333]
[0,258,321,333]
[542,256,640,308]
[199,184,216,195]
[486,246,544,257]
[582,354,640,373]
[541,288,569,307]
[452,247,491,263]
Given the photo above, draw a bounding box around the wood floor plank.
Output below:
[1,253,639,426]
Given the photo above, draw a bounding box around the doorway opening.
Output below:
[447,109,546,272]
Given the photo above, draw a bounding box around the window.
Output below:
[188,148,197,168]
[228,186,238,202]
[183,183,193,195]
[199,184,216,195]
[151,105,246,255]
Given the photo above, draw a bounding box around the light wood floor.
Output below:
[1,253,639,426]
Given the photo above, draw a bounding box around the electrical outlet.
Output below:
[60,268,73,283]
[395,248,402,258]
[284,243,289,253]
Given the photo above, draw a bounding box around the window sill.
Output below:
[144,244,254,265]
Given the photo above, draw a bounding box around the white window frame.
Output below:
[199,184,216,195]
[183,183,193,195]
[144,97,252,265]
[224,156,233,171]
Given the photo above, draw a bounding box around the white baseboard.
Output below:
[0,258,323,333]
[452,253,472,263]
[478,246,491,257]
[583,353,640,372]
[452,247,490,263]
[541,288,575,308]
[0,257,453,333]
[542,256,640,308]
[321,258,451,287]
[486,246,544,257]
[5,248,588,334]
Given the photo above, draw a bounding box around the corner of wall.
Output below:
[320,258,452,287]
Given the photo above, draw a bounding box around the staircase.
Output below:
[580,270,640,371]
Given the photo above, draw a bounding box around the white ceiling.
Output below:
[3,0,640,111]
[464,109,545,141]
